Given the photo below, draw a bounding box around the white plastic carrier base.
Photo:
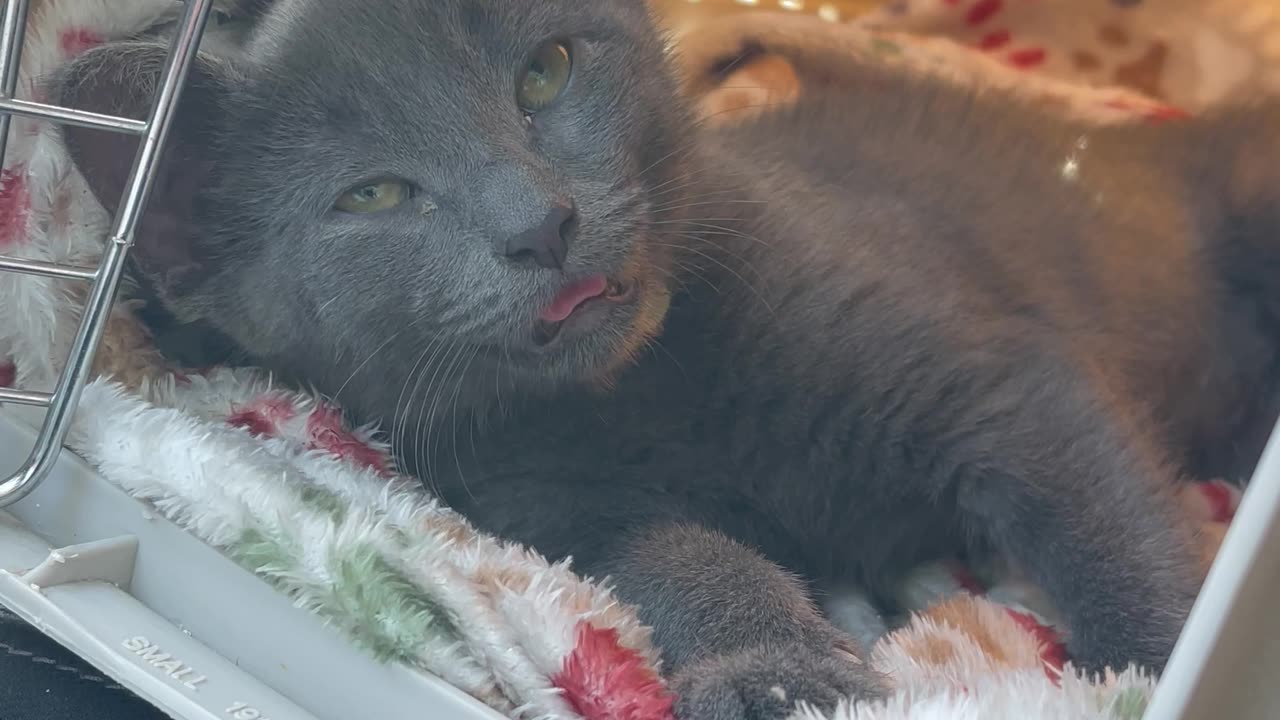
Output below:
[0,411,504,720]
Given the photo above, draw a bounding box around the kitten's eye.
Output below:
[517,41,573,114]
[334,179,411,214]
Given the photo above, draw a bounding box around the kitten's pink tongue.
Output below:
[540,275,608,323]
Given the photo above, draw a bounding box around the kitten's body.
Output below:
[436,68,1275,674]
[53,2,1280,718]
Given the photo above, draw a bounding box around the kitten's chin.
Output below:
[593,275,672,384]
[566,245,673,384]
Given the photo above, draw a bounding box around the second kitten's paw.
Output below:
[672,643,888,720]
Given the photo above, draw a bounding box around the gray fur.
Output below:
[51,2,1280,718]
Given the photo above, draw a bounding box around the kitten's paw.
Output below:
[672,643,888,720]
[1066,601,1191,677]
[1068,630,1179,679]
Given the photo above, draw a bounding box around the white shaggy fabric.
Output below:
[793,670,1156,720]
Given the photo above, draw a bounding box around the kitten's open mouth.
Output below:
[533,275,636,346]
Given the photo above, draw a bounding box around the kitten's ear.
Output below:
[53,42,235,292]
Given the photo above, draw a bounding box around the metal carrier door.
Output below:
[0,0,215,508]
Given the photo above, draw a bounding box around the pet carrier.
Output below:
[0,1,1277,719]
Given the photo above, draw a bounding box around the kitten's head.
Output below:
[56,0,691,422]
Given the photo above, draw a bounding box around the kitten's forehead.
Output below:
[251,0,651,69]
[226,0,668,183]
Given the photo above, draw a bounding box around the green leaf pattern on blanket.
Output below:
[332,544,462,664]
[296,480,349,523]
[1109,687,1149,719]
[230,527,302,580]
[229,526,462,665]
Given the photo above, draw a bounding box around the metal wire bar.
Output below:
[0,0,217,508]
[0,255,97,281]
[0,97,148,135]
[0,0,30,166]
[0,388,50,407]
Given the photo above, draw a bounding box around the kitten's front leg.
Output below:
[598,523,889,720]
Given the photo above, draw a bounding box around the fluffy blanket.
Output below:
[0,1,1267,719]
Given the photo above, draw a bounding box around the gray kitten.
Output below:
[53,1,1280,718]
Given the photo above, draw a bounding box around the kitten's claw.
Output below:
[672,643,888,720]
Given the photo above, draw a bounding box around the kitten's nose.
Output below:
[503,204,577,270]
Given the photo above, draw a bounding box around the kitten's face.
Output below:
[60,0,691,422]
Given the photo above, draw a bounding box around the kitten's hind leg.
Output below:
[945,355,1203,675]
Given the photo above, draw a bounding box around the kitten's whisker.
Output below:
[634,137,704,184]
[642,170,760,215]
[634,101,789,182]
[669,231,769,281]
[649,262,696,296]
[449,345,482,502]
[400,333,452,481]
[650,198,767,214]
[643,164,722,197]
[410,350,446,489]
[657,219,772,249]
[651,338,691,383]
[333,330,402,405]
[645,163,755,191]
[424,342,471,488]
[391,335,442,465]
[652,216,756,225]
[671,257,723,296]
[691,100,791,129]
[650,183,757,197]
[493,348,505,418]
[417,341,464,487]
[502,347,518,418]
[651,240,774,314]
[643,162,755,200]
